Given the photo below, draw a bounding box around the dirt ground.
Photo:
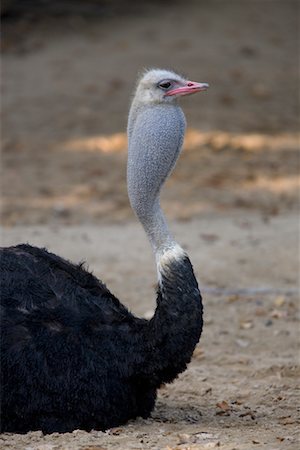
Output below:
[1,0,300,449]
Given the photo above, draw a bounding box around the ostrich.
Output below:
[0,69,208,434]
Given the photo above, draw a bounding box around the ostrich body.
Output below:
[0,69,208,434]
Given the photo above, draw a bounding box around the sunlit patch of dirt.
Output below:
[2,128,299,226]
[60,130,300,154]
[62,132,127,153]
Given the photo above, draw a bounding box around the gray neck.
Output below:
[127,102,186,255]
[137,197,176,254]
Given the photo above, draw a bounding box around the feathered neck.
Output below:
[127,101,186,256]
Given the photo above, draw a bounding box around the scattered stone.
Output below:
[235,338,250,348]
[271,309,288,319]
[274,296,286,307]
[177,433,190,444]
[239,320,254,330]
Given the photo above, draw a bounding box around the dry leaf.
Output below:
[216,400,230,411]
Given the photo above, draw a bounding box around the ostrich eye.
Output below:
[158,81,172,89]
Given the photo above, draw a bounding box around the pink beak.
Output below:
[165,80,209,97]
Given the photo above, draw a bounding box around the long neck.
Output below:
[127,102,186,255]
[127,102,203,386]
[137,197,176,255]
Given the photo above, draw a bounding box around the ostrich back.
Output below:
[0,244,154,433]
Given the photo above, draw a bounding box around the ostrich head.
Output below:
[127,69,209,253]
[131,68,209,107]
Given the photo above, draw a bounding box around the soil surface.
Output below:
[1,217,300,450]
[1,1,299,449]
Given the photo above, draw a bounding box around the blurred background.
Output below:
[1,0,299,226]
[1,2,300,449]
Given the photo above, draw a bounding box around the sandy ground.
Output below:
[0,214,300,450]
[1,215,300,449]
[1,0,300,449]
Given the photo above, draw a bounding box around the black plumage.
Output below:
[0,244,202,434]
